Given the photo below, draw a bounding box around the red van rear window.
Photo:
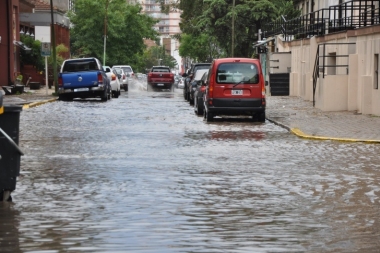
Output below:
[216,63,259,84]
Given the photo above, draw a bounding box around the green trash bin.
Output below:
[0,92,24,202]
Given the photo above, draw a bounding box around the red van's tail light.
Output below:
[261,74,266,98]
[58,76,63,86]
[200,86,206,92]
[208,73,215,105]
[261,73,266,106]
[97,72,103,83]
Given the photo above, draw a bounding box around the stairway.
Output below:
[269,73,289,96]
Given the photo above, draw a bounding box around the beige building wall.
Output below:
[275,25,380,115]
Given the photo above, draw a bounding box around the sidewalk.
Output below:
[266,96,380,143]
[2,87,380,143]
[1,86,57,109]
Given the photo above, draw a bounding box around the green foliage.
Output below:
[20,35,44,71]
[48,44,69,69]
[69,0,158,70]
[138,46,177,72]
[178,0,299,58]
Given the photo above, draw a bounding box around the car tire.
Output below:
[59,94,72,101]
[195,99,203,115]
[113,90,119,98]
[257,112,266,122]
[124,86,128,92]
[101,90,108,101]
[189,96,194,105]
[204,109,213,122]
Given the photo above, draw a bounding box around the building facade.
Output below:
[262,0,380,116]
[130,0,182,73]
[0,0,71,87]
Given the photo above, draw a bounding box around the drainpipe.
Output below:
[6,0,11,85]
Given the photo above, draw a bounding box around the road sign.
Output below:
[41,42,51,57]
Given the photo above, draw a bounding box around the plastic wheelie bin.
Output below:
[0,92,24,202]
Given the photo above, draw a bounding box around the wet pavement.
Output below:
[3,84,380,143]
[1,81,380,252]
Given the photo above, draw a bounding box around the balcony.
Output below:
[263,0,380,41]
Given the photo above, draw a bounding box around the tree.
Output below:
[69,0,158,69]
[177,0,299,58]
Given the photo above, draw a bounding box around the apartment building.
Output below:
[261,0,380,116]
[128,0,182,73]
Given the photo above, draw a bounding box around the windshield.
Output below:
[63,60,98,72]
[122,67,132,73]
[216,63,259,84]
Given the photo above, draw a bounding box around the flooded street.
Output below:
[1,80,380,252]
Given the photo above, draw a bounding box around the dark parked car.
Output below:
[188,68,209,105]
[182,63,211,101]
[203,58,266,122]
[194,70,209,115]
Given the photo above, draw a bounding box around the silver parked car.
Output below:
[113,67,128,91]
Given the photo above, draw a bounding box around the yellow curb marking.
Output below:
[22,98,57,110]
[291,128,380,144]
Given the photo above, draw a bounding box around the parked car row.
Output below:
[182,58,266,123]
[112,65,136,92]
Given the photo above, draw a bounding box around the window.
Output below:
[375,54,379,89]
[216,63,259,84]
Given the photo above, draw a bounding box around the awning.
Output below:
[252,37,275,48]
[13,40,31,51]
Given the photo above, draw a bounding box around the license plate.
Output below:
[74,88,89,92]
[231,90,243,95]
[157,83,164,86]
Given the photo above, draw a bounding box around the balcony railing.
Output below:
[263,0,380,41]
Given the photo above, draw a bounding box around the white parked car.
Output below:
[103,66,121,98]
[113,67,128,91]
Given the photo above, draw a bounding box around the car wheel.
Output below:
[189,96,194,105]
[124,85,128,92]
[114,90,119,98]
[59,94,72,101]
[204,109,213,122]
[257,112,266,122]
[196,99,203,115]
[101,89,108,101]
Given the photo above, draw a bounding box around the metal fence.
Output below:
[263,0,380,41]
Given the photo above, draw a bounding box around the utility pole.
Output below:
[103,0,110,66]
[50,0,58,94]
[231,0,235,57]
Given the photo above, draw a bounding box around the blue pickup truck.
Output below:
[58,58,111,101]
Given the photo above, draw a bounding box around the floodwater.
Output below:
[1,79,380,252]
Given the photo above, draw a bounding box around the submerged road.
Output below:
[1,81,380,252]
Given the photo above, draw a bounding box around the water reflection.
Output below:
[2,88,380,252]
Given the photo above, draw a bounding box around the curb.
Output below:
[290,128,380,144]
[267,117,380,144]
[22,98,58,110]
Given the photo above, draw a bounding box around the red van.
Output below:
[203,58,266,122]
